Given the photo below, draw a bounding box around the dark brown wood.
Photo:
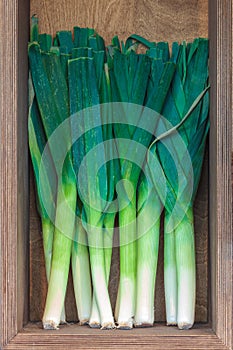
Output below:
[0,0,232,349]
[17,0,30,330]
[29,0,209,324]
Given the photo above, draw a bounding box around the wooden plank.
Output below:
[4,338,227,350]
[20,321,213,335]
[208,0,233,348]
[29,0,209,324]
[0,0,29,347]
[3,324,228,350]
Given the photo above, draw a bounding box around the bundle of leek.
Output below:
[106,36,176,328]
[29,18,117,329]
[134,39,179,327]
[56,27,108,327]
[67,28,118,329]
[148,38,209,329]
[29,16,209,331]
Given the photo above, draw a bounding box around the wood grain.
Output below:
[3,324,228,350]
[30,0,208,44]
[0,0,29,347]
[209,0,233,348]
[29,0,209,324]
[0,1,18,344]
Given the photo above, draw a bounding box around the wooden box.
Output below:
[0,0,232,349]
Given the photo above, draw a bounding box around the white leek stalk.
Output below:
[72,218,92,325]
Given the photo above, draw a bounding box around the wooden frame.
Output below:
[0,0,232,348]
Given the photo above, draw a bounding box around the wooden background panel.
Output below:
[30,0,208,43]
[29,0,209,323]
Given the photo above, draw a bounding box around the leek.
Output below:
[148,38,209,329]
[134,165,161,327]
[89,63,119,328]
[29,22,77,328]
[107,36,175,328]
[110,48,151,329]
[28,77,66,321]
[68,51,115,328]
[134,40,176,327]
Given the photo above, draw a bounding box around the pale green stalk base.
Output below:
[116,193,137,329]
[41,218,54,282]
[134,210,160,327]
[164,208,196,330]
[42,181,76,329]
[164,214,177,326]
[88,249,115,329]
[42,229,73,329]
[89,215,115,328]
[175,209,195,330]
[88,220,115,329]
[42,217,66,324]
[89,296,101,328]
[72,219,92,325]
